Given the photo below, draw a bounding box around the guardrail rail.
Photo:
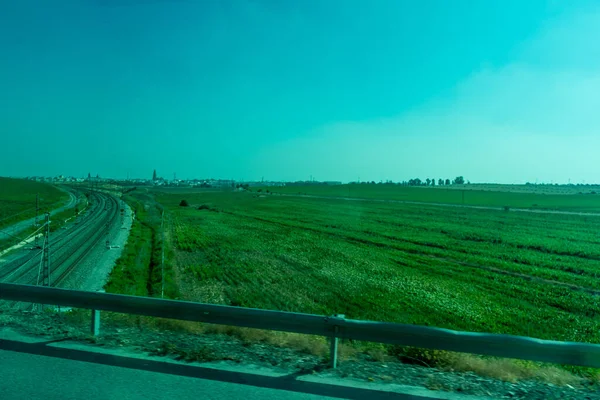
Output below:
[1,282,600,369]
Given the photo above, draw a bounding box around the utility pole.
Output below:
[35,193,39,226]
[34,193,40,247]
[161,210,165,299]
[41,213,50,286]
[106,221,109,248]
[105,196,110,248]
[120,197,125,225]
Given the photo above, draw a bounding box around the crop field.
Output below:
[267,184,600,212]
[148,188,600,347]
[0,177,68,229]
[442,183,600,195]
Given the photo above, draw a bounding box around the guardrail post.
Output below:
[91,309,100,336]
[329,314,344,369]
[91,289,105,336]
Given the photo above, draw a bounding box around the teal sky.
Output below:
[1,1,599,183]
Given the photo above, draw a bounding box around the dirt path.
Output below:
[276,193,600,217]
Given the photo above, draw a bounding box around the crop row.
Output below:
[159,191,600,345]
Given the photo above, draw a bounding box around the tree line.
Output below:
[350,176,467,186]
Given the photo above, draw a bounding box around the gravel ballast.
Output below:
[59,202,133,292]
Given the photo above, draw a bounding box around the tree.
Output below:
[426,178,431,186]
[445,179,451,185]
[179,199,189,207]
[453,176,465,185]
[438,179,444,186]
[153,169,157,181]
[431,178,436,186]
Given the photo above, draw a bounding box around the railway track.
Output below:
[0,191,121,308]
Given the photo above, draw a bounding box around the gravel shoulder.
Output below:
[0,310,598,400]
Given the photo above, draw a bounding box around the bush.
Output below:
[503,206,510,211]
[390,346,454,368]
[179,200,189,207]
[198,204,210,210]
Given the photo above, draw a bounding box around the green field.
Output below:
[266,184,600,212]
[126,187,600,347]
[0,177,69,229]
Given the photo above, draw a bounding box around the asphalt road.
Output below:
[0,326,475,400]
[0,349,339,400]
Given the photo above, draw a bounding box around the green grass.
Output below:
[266,184,600,212]
[0,177,69,229]
[148,189,600,347]
[104,193,179,299]
[96,187,600,382]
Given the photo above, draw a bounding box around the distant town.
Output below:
[19,173,600,189]
[22,173,343,188]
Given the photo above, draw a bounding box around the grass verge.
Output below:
[104,192,179,298]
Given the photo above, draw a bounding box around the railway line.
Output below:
[0,191,121,308]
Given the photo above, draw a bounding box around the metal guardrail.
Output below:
[2,282,600,369]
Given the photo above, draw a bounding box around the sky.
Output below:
[1,0,599,184]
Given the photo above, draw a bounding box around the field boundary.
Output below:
[2,282,600,370]
[275,193,600,217]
